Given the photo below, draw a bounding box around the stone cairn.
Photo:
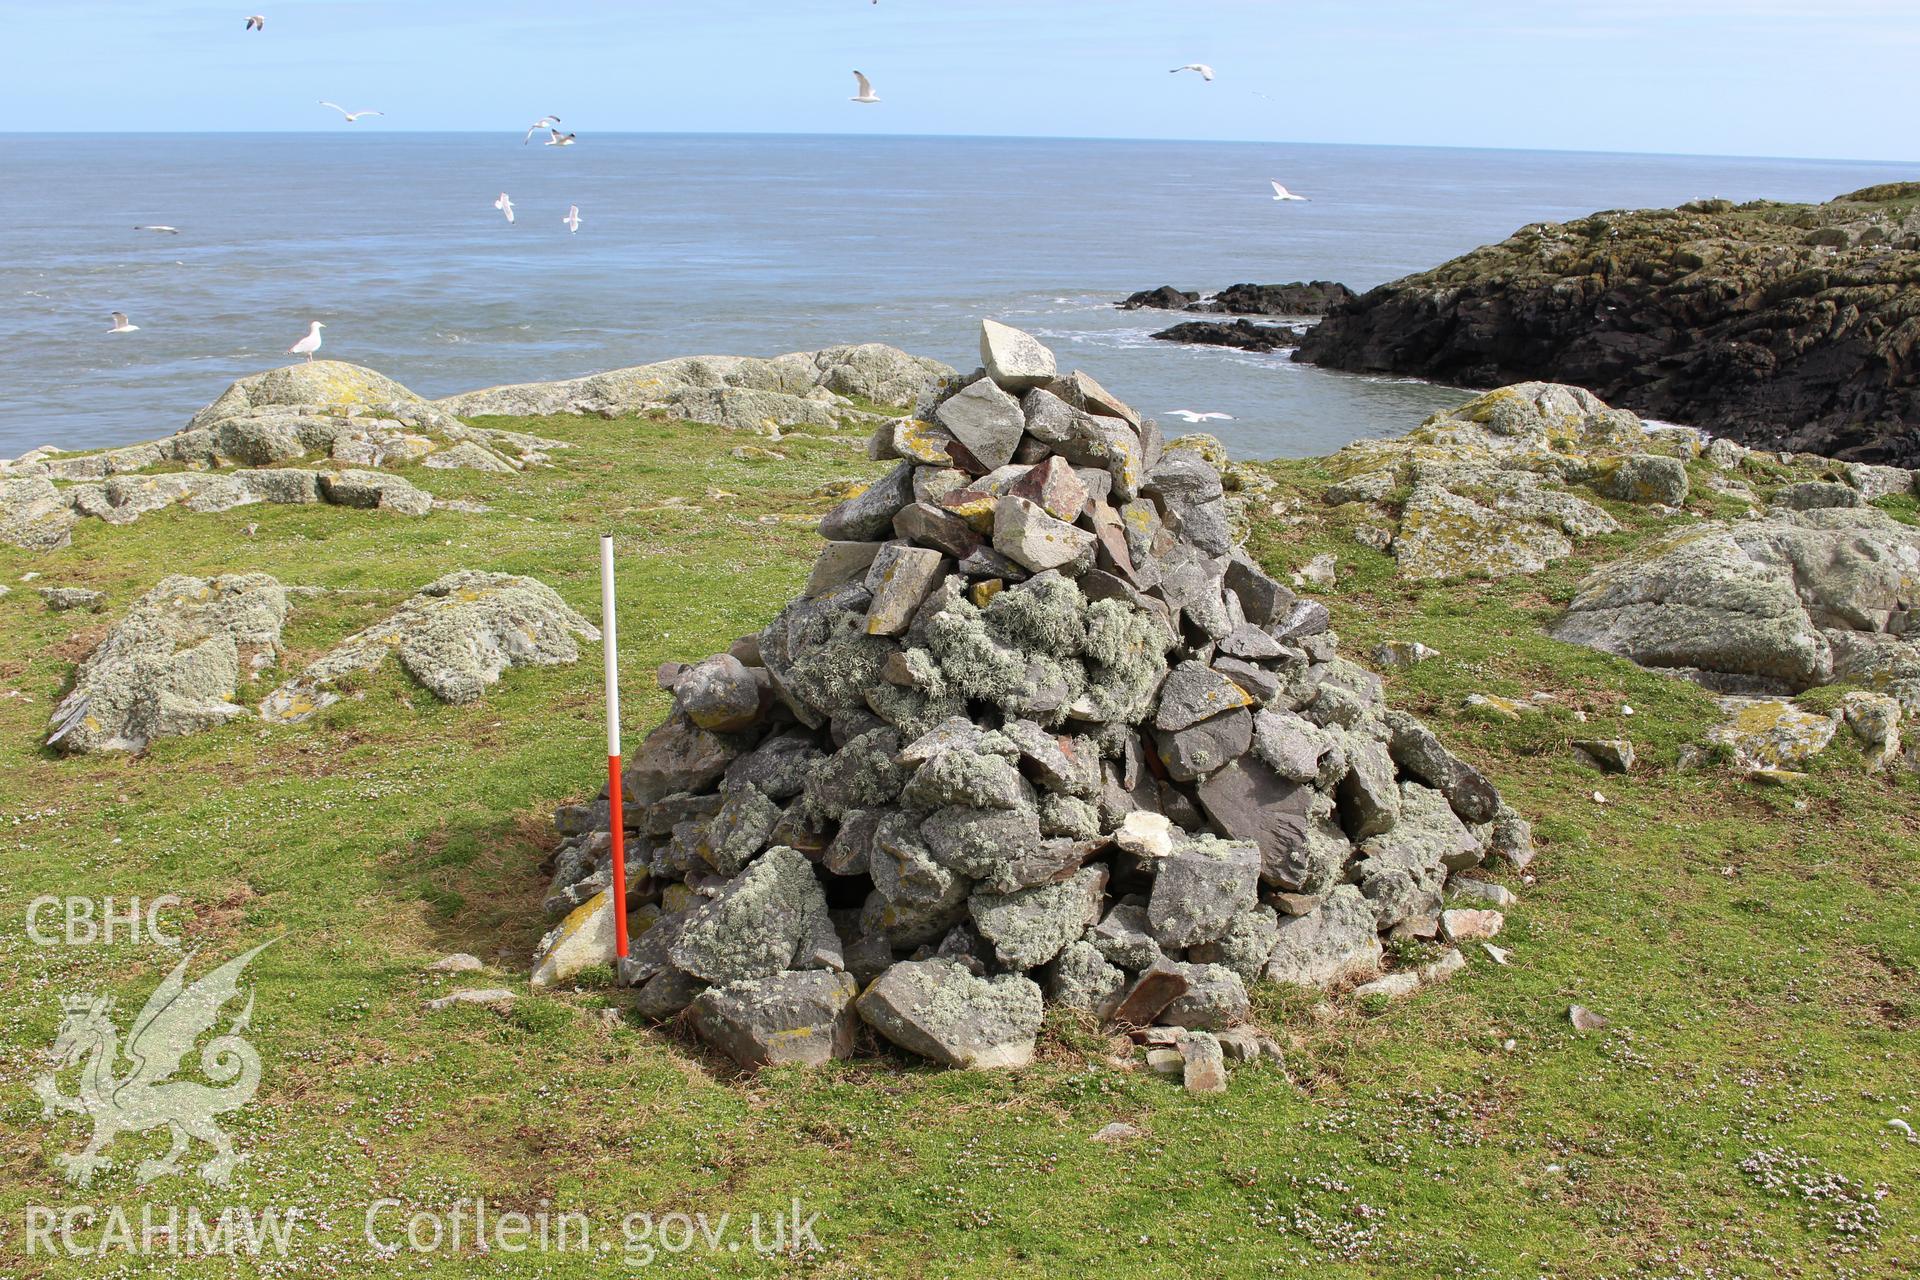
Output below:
[543,320,1528,1077]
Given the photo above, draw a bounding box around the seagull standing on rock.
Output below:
[1271,181,1308,201]
[107,312,139,333]
[851,70,880,103]
[1171,63,1214,81]
[288,321,324,361]
[494,192,515,224]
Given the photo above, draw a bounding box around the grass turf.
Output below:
[0,408,1914,1278]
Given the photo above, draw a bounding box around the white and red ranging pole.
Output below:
[600,534,629,960]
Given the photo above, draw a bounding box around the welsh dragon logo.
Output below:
[32,942,270,1188]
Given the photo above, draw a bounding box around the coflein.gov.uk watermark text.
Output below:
[25,1198,824,1264]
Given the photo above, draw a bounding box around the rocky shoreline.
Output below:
[1294,184,1920,466]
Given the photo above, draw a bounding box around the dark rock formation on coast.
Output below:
[1150,319,1308,354]
[1295,185,1920,466]
[1120,281,1357,316]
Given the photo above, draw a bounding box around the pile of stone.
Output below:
[540,321,1529,1074]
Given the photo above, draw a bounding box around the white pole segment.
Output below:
[600,534,620,758]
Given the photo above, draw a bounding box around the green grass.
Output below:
[0,414,1915,1278]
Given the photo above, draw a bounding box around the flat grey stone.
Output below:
[688,971,860,1069]
[856,958,1044,1068]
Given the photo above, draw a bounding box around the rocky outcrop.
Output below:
[47,574,290,753]
[260,571,599,721]
[1151,320,1308,354]
[1296,185,1920,466]
[1120,282,1356,316]
[541,321,1524,1072]
[0,362,570,547]
[1551,504,1920,708]
[434,344,953,424]
[1322,382,1698,579]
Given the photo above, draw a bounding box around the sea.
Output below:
[1,133,1912,460]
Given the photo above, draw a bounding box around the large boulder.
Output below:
[47,574,289,754]
[1552,509,1920,692]
[260,570,597,721]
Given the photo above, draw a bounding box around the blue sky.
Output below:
[4,0,1916,160]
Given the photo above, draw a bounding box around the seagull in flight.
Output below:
[133,225,180,234]
[523,115,562,144]
[1271,181,1309,202]
[851,70,880,103]
[319,101,384,123]
[244,14,264,31]
[563,205,582,234]
[288,321,324,360]
[107,312,140,334]
[1164,410,1234,424]
[544,130,577,147]
[1170,64,1214,81]
[494,192,516,224]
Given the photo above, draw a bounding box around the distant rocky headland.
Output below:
[1294,183,1920,466]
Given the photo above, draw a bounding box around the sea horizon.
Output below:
[15,129,1920,168]
[6,132,1914,460]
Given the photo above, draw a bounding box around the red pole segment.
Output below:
[600,535,629,959]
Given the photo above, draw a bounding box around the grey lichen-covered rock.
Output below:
[994,496,1096,572]
[855,958,1045,1069]
[1156,962,1250,1030]
[1,475,78,550]
[1600,454,1689,505]
[39,587,105,612]
[261,570,597,720]
[969,865,1107,970]
[1262,885,1384,989]
[1147,837,1261,947]
[1188,905,1280,984]
[820,462,917,541]
[1091,902,1164,972]
[936,377,1027,472]
[1045,940,1127,1012]
[1384,710,1499,824]
[669,846,835,985]
[675,654,764,732]
[318,469,434,516]
[1552,508,1920,694]
[439,344,951,422]
[1357,783,1480,929]
[47,573,290,754]
[687,970,860,1069]
[1155,707,1253,781]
